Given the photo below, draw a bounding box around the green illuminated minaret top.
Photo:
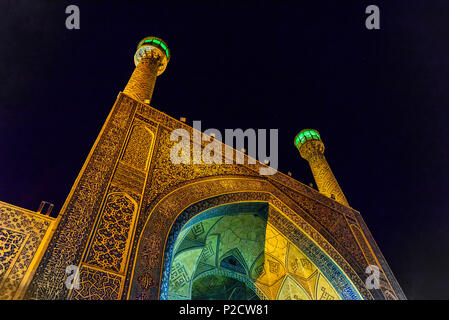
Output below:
[134,36,170,75]
[294,129,322,149]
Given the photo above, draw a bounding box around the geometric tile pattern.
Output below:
[85,193,136,273]
[71,266,122,300]
[0,202,54,299]
[122,125,153,171]
[0,228,27,280]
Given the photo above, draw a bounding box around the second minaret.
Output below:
[295,129,349,206]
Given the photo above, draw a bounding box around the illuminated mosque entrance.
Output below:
[160,202,361,300]
[6,36,404,301]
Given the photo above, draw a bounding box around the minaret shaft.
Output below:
[123,52,161,103]
[306,152,349,206]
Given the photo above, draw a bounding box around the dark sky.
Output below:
[1,0,448,299]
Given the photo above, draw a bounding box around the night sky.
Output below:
[1,1,448,299]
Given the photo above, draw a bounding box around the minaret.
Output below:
[123,36,170,103]
[295,129,349,206]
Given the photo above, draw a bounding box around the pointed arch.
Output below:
[128,176,370,300]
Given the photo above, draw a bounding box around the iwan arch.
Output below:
[0,37,405,300]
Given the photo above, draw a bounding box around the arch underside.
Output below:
[164,202,353,300]
[129,177,371,300]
